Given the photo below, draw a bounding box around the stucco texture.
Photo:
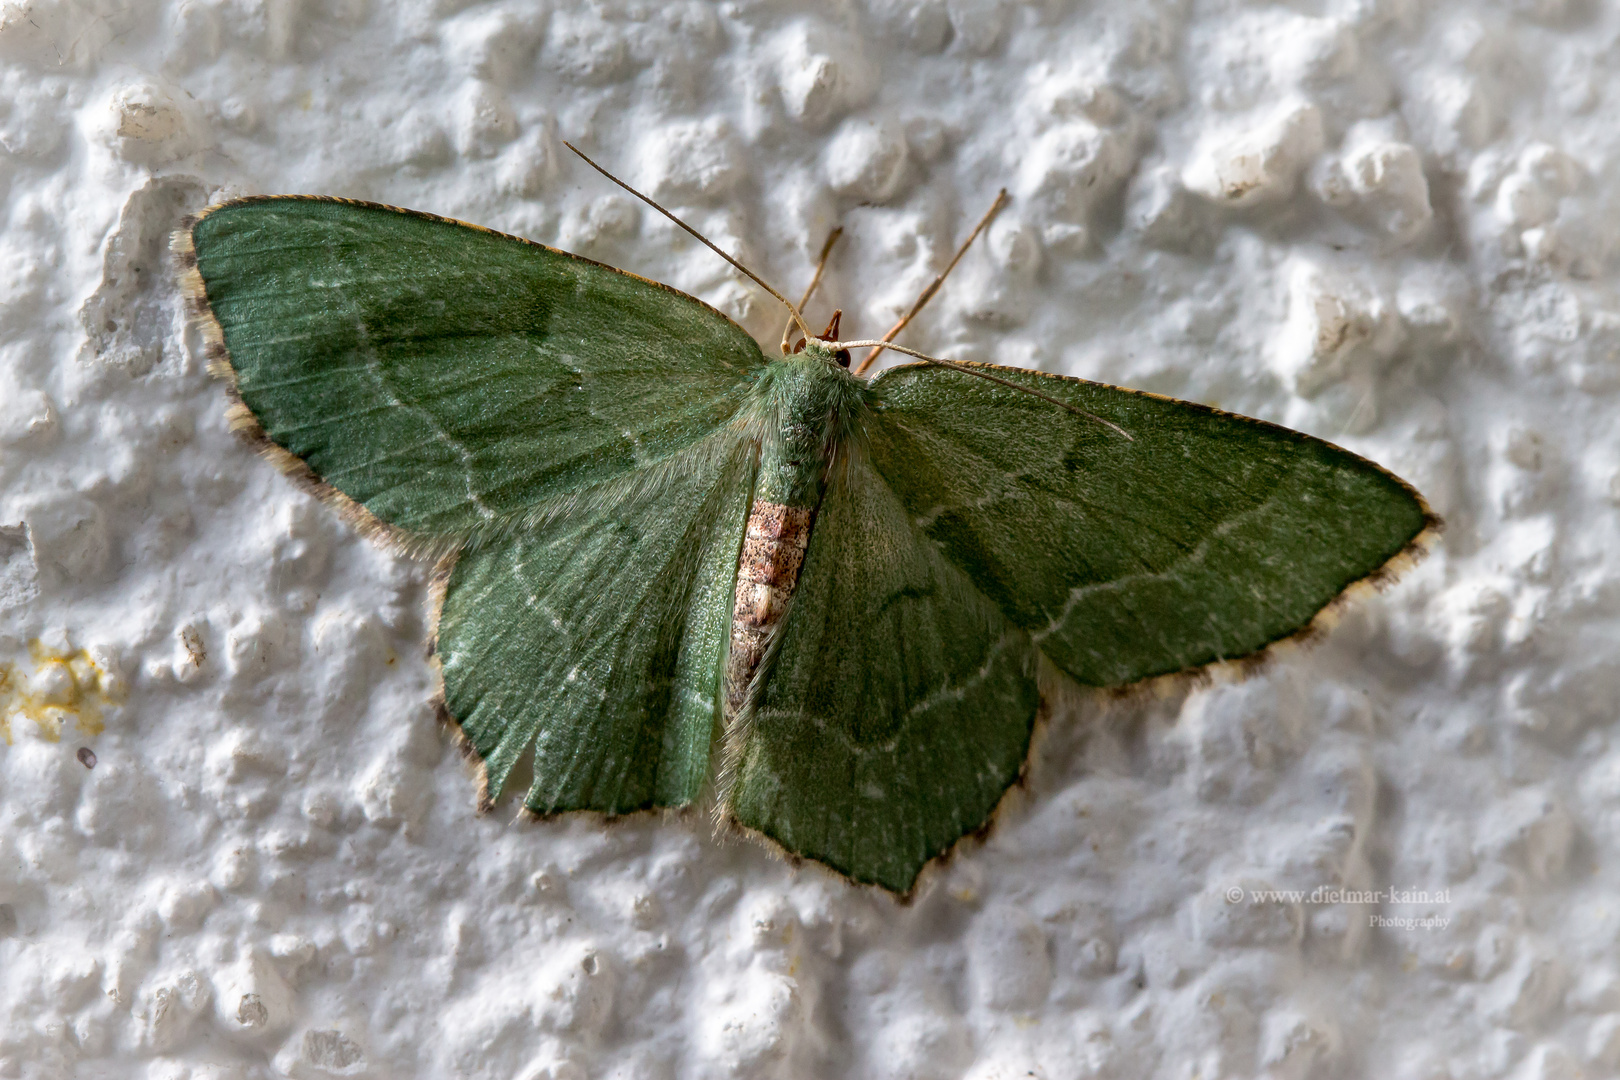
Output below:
[1,1,1617,1077]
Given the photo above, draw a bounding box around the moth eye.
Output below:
[835,350,851,368]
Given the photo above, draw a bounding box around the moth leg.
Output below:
[780,227,845,355]
[852,189,1008,376]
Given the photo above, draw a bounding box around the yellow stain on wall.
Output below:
[0,641,124,746]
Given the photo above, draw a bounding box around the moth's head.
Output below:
[789,310,851,368]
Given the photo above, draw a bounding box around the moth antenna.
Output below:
[781,226,844,355]
[834,339,1134,441]
[852,189,1008,376]
[564,141,816,344]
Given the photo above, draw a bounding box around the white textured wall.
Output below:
[1,1,1616,1077]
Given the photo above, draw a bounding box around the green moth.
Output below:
[175,190,1437,895]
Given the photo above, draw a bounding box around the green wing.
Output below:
[727,449,1042,893]
[181,197,766,542]
[439,435,755,813]
[867,362,1437,688]
[183,196,770,816]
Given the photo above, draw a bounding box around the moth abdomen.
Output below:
[723,499,812,717]
[722,350,873,719]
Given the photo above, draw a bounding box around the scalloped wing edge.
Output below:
[420,357,1441,901]
[747,503,1441,903]
[426,478,1437,903]
[705,361,1444,898]
[424,545,718,832]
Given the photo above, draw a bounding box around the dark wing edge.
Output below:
[171,194,770,561]
[173,201,433,556]
[422,435,759,821]
[425,551,496,811]
[751,360,1440,900]
[713,666,1065,906]
[425,547,646,819]
[867,358,1444,697]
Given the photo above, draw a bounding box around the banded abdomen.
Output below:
[723,499,812,714]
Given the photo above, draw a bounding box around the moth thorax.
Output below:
[723,500,812,716]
